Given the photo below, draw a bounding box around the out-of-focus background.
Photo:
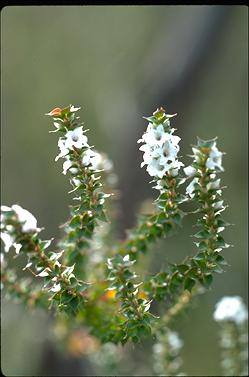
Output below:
[1,5,248,376]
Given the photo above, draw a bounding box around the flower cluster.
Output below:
[51,106,111,183]
[113,108,186,265]
[1,265,48,309]
[184,137,224,198]
[184,137,229,265]
[144,137,228,306]
[138,108,183,179]
[89,342,122,375]
[1,204,87,314]
[46,105,111,279]
[214,296,248,376]
[1,204,40,254]
[214,296,248,324]
[153,330,184,376]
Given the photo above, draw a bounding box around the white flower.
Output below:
[207,178,220,191]
[138,121,182,179]
[62,158,78,175]
[62,159,73,175]
[53,122,60,129]
[82,149,102,170]
[213,200,224,210]
[50,282,61,293]
[123,255,130,262]
[214,296,248,324]
[1,205,11,212]
[168,331,183,351]
[147,158,167,178]
[153,343,163,354]
[139,124,168,147]
[12,204,38,233]
[186,178,199,198]
[0,232,22,254]
[64,126,88,150]
[55,138,70,161]
[82,149,114,173]
[1,233,15,252]
[139,144,153,167]
[192,147,202,163]
[184,166,196,177]
[69,105,81,113]
[169,161,184,177]
[1,206,11,227]
[71,177,81,187]
[55,127,88,161]
[206,143,224,171]
[158,140,179,165]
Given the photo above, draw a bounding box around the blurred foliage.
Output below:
[1,5,247,376]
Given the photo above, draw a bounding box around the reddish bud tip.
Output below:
[46,107,62,117]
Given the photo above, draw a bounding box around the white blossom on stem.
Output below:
[183,165,196,177]
[64,127,88,150]
[138,118,183,180]
[1,204,39,253]
[186,178,199,198]
[214,296,248,324]
[56,127,89,161]
[206,143,224,172]
[11,205,39,233]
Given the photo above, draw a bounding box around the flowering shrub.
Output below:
[214,296,248,376]
[1,105,248,375]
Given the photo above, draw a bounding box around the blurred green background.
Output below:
[1,5,248,376]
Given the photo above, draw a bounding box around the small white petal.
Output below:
[37,268,51,277]
[62,159,73,175]
[207,179,221,191]
[1,232,14,252]
[50,283,61,292]
[214,200,224,210]
[14,243,22,254]
[183,166,196,177]
[12,204,38,233]
[70,105,81,112]
[1,205,11,212]
[206,145,224,171]
[186,178,199,198]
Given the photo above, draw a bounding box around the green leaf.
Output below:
[172,213,182,226]
[69,277,78,288]
[170,271,181,286]
[215,254,228,266]
[187,267,198,278]
[69,215,81,228]
[194,230,211,239]
[202,274,213,288]
[216,236,226,248]
[97,210,108,222]
[193,252,206,261]
[137,324,151,337]
[184,277,195,292]
[211,264,224,274]
[177,264,189,274]
[123,269,134,280]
